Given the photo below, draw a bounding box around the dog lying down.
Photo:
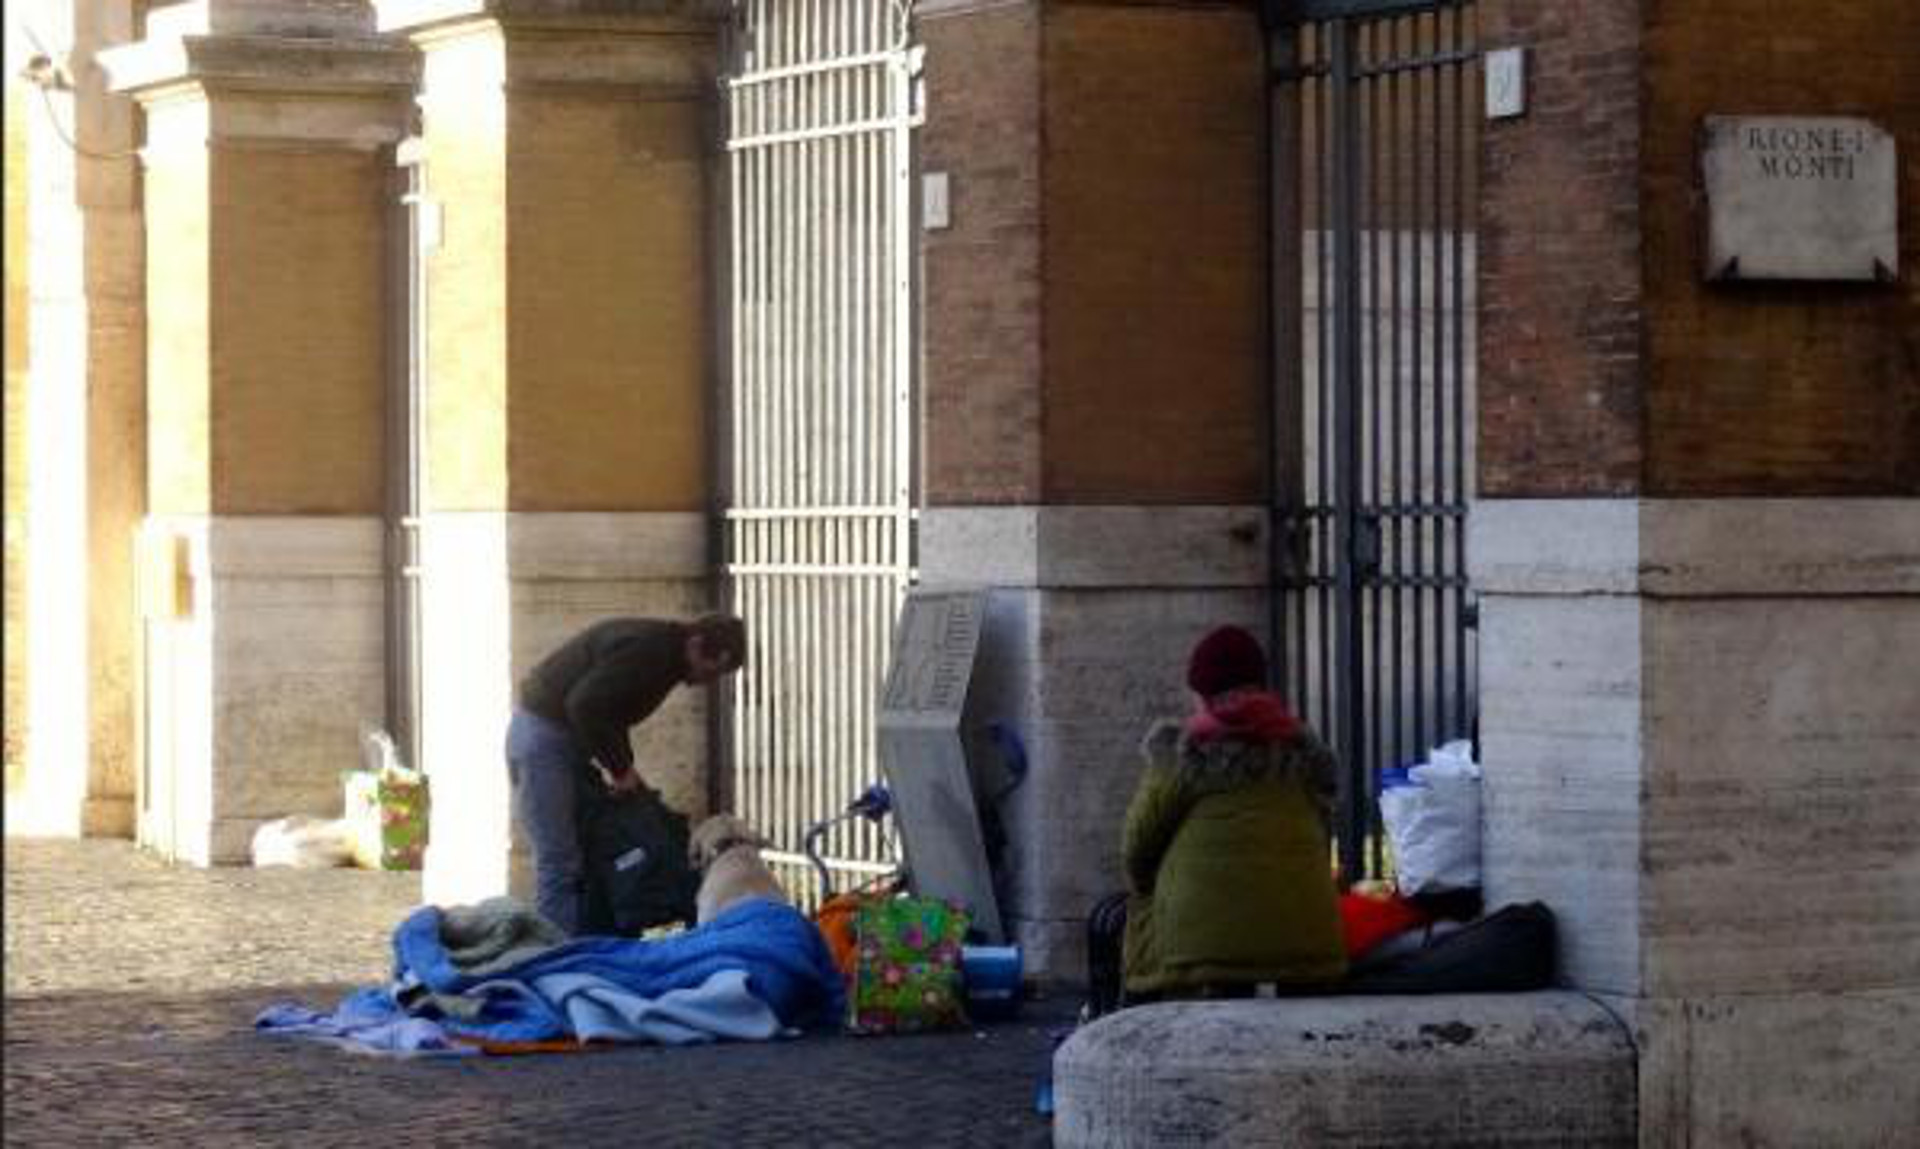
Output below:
[688,814,789,925]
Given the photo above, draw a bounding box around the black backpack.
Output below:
[575,785,701,937]
[1345,901,1557,995]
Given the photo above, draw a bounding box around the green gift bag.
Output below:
[344,733,430,872]
[373,768,429,870]
[847,896,972,1035]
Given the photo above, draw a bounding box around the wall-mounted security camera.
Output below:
[19,52,74,92]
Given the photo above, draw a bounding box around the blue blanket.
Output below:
[260,897,846,1049]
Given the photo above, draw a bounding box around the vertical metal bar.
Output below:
[1267,16,1303,704]
[1427,11,1445,756]
[737,2,753,832]
[805,1,821,842]
[1330,16,1365,884]
[855,7,873,863]
[754,2,772,835]
[853,18,874,867]
[1305,23,1322,733]
[830,0,847,840]
[391,142,428,776]
[1440,14,1454,743]
[727,26,746,828]
[773,2,791,844]
[1313,27,1328,753]
[1453,3,1471,739]
[891,33,913,605]
[1364,19,1387,878]
[1387,14,1406,779]
[1407,12,1427,767]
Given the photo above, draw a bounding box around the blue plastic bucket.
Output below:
[961,945,1023,1021]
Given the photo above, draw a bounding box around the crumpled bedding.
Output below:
[257,896,845,1055]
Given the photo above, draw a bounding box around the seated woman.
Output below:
[1121,625,1348,1000]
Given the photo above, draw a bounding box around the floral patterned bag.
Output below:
[847,896,972,1035]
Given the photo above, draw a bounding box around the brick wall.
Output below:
[1642,0,1920,495]
[212,147,387,514]
[1042,1,1265,505]
[920,1,1045,506]
[1477,0,1645,497]
[1479,0,1920,497]
[920,0,1266,507]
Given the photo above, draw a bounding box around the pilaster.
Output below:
[1476,2,1920,1142]
[376,0,723,905]
[9,1,145,840]
[917,0,1269,982]
[922,506,1270,978]
[102,2,414,862]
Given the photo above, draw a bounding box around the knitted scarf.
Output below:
[1184,689,1301,746]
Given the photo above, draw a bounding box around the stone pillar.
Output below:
[918,0,1268,979]
[1472,2,1920,1143]
[375,0,722,906]
[4,31,33,803]
[7,1,145,839]
[101,2,415,863]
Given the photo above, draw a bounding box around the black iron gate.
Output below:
[1267,0,1480,882]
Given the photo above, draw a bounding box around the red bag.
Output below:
[1339,891,1430,958]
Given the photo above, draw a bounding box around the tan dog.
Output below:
[688,814,787,924]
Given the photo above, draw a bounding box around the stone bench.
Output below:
[1053,991,1635,1147]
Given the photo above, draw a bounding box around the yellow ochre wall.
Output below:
[419,53,712,514]
[209,145,388,514]
[506,92,710,513]
[145,127,390,515]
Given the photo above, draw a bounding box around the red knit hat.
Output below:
[1186,625,1267,698]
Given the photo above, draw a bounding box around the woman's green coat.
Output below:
[1121,720,1348,995]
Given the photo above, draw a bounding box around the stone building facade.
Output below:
[6,0,1915,1143]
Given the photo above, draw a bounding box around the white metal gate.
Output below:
[722,0,921,902]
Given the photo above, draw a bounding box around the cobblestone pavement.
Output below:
[5,840,1071,1147]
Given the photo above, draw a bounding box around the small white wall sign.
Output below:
[923,171,951,231]
[1702,115,1898,282]
[1484,47,1526,120]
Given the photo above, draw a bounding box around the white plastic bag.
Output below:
[251,815,357,868]
[1380,740,1482,894]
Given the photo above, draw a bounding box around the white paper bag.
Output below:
[1380,741,1482,894]
[250,815,356,869]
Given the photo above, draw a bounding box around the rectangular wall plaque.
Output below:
[1702,115,1898,282]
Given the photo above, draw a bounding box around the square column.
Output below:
[9,1,145,840]
[103,3,415,862]
[1474,2,1920,1142]
[376,0,723,906]
[918,0,1269,979]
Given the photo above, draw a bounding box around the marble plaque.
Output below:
[877,589,1004,942]
[1703,116,1898,282]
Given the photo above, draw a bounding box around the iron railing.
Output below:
[721,0,921,907]
[1270,1,1481,881]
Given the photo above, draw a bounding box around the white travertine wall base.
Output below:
[135,515,387,866]
[1472,497,1920,1148]
[921,505,1270,982]
[419,511,713,908]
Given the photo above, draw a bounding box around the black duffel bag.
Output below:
[575,784,701,937]
[1345,901,1558,995]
